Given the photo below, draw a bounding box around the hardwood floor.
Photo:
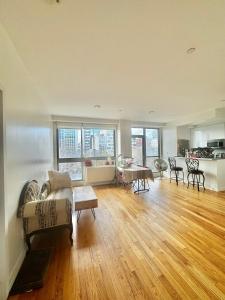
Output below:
[9,180,225,300]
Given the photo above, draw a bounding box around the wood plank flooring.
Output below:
[9,180,225,300]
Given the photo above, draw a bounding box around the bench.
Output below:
[74,186,98,222]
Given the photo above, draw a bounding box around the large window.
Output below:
[57,127,116,180]
[131,127,160,167]
[146,128,159,157]
[83,128,115,158]
[58,128,81,158]
[57,128,82,180]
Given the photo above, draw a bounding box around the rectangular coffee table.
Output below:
[74,186,98,222]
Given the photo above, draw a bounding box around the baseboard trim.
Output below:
[8,247,26,296]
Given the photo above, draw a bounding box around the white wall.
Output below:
[191,123,225,148]
[177,125,191,140]
[0,92,5,300]
[0,22,53,299]
[162,127,177,159]
[119,120,132,157]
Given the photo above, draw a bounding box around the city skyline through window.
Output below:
[57,127,115,180]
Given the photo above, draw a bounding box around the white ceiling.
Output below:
[1,0,225,123]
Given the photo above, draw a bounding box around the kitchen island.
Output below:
[167,157,225,191]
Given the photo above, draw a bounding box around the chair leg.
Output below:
[202,174,206,190]
[192,173,195,188]
[196,174,200,191]
[170,170,172,183]
[187,173,190,188]
[182,171,184,184]
[175,170,178,186]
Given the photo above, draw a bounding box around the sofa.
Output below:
[17,178,73,251]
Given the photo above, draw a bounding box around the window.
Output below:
[58,128,81,158]
[57,128,82,180]
[146,128,159,157]
[58,162,83,181]
[57,126,116,180]
[131,128,144,135]
[83,128,115,158]
[131,127,160,167]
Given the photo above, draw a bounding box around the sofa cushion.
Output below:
[48,170,71,191]
[47,188,73,203]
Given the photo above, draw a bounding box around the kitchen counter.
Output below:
[170,157,225,191]
[176,156,225,161]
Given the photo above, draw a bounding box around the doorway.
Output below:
[131,127,160,167]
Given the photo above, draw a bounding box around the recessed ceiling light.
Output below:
[186,47,196,54]
[148,110,155,114]
[94,104,101,108]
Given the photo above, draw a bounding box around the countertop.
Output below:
[176,156,225,161]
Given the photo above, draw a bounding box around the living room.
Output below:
[1,1,225,299]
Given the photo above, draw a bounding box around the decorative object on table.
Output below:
[119,157,133,168]
[17,179,73,252]
[115,155,133,184]
[84,159,93,167]
[9,249,51,295]
[106,156,113,165]
[168,157,184,186]
[115,154,122,166]
[185,158,205,191]
[154,158,168,178]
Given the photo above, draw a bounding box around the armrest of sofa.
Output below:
[18,198,71,218]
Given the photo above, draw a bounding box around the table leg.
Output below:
[77,210,81,223]
[91,208,96,219]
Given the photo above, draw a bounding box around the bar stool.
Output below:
[185,158,205,191]
[168,157,184,185]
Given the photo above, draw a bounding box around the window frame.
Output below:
[82,128,116,159]
[56,126,116,181]
[57,127,84,181]
[145,128,160,158]
[131,127,161,166]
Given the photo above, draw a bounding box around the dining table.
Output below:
[117,164,154,193]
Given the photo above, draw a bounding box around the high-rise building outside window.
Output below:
[57,127,116,180]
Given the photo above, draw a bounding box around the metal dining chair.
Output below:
[168,157,184,186]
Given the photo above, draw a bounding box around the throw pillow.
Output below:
[48,170,72,191]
